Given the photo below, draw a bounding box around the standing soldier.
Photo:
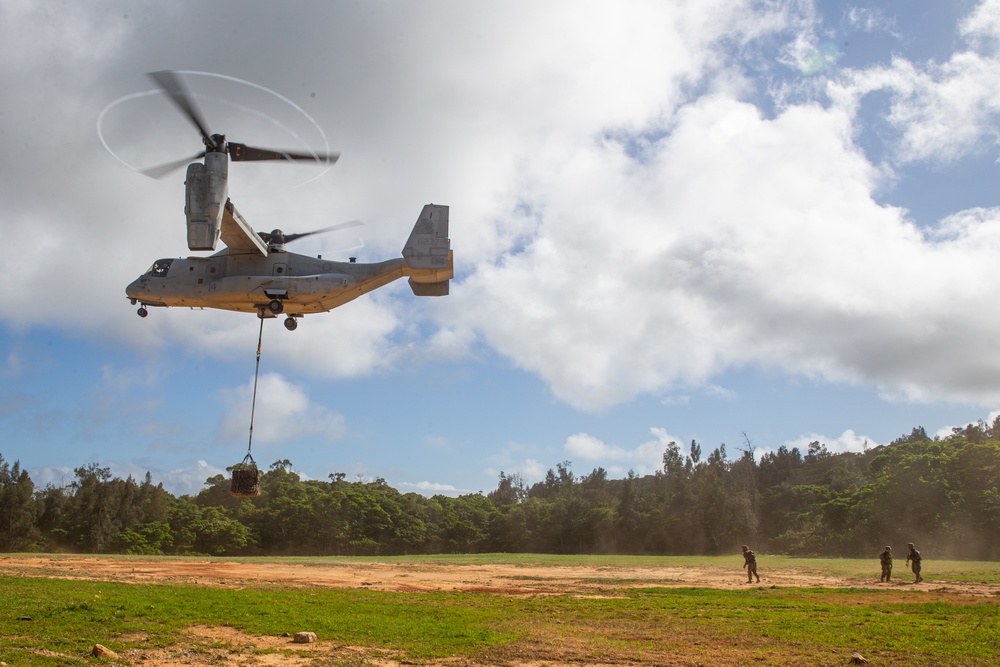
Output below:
[905,542,923,582]
[879,546,893,582]
[742,545,760,583]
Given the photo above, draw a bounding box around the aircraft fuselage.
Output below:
[127,202,452,327]
[126,247,449,315]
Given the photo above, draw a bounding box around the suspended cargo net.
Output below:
[231,452,261,498]
[231,314,265,498]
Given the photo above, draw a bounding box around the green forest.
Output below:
[3,420,999,559]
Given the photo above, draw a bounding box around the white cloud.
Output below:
[781,429,880,456]
[933,425,957,440]
[4,0,1000,423]
[158,459,226,495]
[28,465,74,489]
[564,433,618,460]
[838,3,1000,165]
[458,94,921,408]
[517,458,550,484]
[217,372,346,445]
[933,409,1000,440]
[27,458,224,497]
[485,455,550,487]
[449,3,1000,412]
[961,0,1000,45]
[563,427,675,476]
[395,480,468,497]
[106,458,227,497]
[845,8,898,36]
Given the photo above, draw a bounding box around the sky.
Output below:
[3,0,1000,497]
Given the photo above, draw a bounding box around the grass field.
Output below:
[2,554,999,666]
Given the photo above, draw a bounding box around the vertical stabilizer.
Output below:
[402,204,450,269]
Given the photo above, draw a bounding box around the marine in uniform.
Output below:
[905,542,922,582]
[879,546,892,582]
[742,545,760,583]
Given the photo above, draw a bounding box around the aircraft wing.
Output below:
[221,199,268,256]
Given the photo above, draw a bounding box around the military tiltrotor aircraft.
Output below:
[125,71,451,331]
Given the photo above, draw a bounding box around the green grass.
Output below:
[510,586,1000,664]
[0,576,515,665]
[2,555,1000,665]
[752,555,1000,583]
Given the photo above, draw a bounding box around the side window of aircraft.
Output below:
[146,259,174,277]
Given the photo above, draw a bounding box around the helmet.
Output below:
[907,542,914,547]
[885,546,891,550]
[741,545,748,550]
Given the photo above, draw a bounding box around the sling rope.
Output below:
[246,312,265,456]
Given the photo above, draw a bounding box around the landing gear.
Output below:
[137,306,148,318]
[284,317,298,331]
[268,299,284,315]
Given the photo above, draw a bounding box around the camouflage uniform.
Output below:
[879,546,892,582]
[742,545,760,583]
[905,543,922,582]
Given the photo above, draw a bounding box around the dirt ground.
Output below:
[4,554,998,595]
[3,555,998,666]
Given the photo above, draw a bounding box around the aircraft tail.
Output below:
[403,204,450,268]
[409,271,451,296]
[403,204,452,297]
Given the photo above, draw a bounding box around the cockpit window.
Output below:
[145,259,174,277]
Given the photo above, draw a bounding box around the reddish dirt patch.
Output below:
[2,554,997,596]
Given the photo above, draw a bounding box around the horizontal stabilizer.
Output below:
[409,278,450,297]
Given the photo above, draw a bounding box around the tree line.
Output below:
[2,419,999,559]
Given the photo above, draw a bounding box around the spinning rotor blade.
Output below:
[282,219,362,243]
[142,70,339,176]
[229,142,340,165]
[258,220,364,244]
[148,70,216,149]
[140,150,206,179]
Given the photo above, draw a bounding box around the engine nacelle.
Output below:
[184,152,229,251]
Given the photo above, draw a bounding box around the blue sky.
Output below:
[3,0,1000,496]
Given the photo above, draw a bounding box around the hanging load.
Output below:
[230,452,261,498]
[230,314,266,498]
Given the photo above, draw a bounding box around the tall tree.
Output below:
[0,454,37,551]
